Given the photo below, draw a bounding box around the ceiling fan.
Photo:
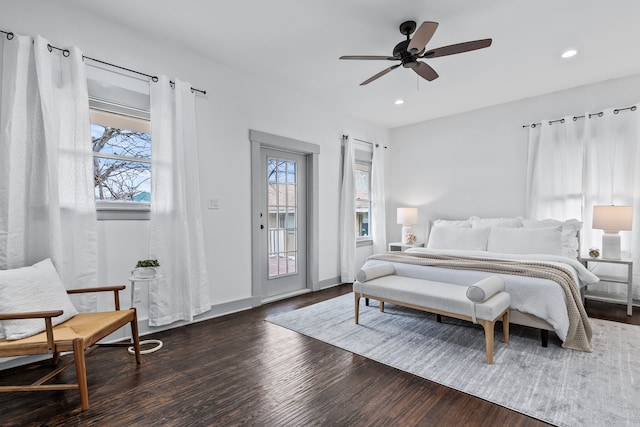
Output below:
[340,20,492,86]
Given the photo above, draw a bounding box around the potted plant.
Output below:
[132,259,160,279]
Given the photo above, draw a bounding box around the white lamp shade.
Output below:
[592,205,633,232]
[397,207,418,225]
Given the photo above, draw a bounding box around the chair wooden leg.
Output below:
[52,351,61,366]
[354,293,360,324]
[130,309,142,364]
[72,338,90,410]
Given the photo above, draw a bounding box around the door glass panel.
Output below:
[268,157,298,278]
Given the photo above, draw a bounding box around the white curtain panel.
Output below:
[339,136,356,282]
[149,77,210,326]
[526,116,584,220]
[582,107,640,297]
[527,108,640,298]
[371,144,387,254]
[0,34,97,312]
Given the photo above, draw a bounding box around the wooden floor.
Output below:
[0,284,638,427]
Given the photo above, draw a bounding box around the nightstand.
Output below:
[388,242,425,251]
[579,257,633,316]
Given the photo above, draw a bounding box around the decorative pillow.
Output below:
[355,263,395,282]
[0,259,78,340]
[522,218,583,258]
[427,227,490,251]
[487,227,563,255]
[432,219,472,228]
[470,216,523,228]
[466,276,505,303]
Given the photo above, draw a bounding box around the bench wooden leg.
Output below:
[379,301,384,312]
[502,310,510,344]
[479,319,496,364]
[354,293,360,324]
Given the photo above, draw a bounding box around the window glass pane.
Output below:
[268,159,277,183]
[94,158,150,201]
[355,162,371,238]
[91,120,151,203]
[287,161,296,183]
[92,124,151,158]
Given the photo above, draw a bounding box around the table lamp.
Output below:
[397,207,418,244]
[592,205,633,259]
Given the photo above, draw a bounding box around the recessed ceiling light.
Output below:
[394,99,404,105]
[561,49,578,59]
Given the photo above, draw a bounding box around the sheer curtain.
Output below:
[0,34,97,312]
[339,136,356,282]
[526,116,584,220]
[371,143,387,254]
[527,107,640,298]
[148,77,211,326]
[582,107,640,297]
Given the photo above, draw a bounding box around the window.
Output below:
[354,161,371,239]
[91,109,152,204]
[86,61,152,219]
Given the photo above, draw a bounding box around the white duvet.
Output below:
[361,248,599,342]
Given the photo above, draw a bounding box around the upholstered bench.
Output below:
[353,263,510,364]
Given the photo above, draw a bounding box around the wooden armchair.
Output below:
[0,286,141,410]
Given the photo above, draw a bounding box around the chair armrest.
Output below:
[0,310,62,350]
[0,310,63,321]
[66,286,126,311]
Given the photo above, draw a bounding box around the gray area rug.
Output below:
[266,293,640,427]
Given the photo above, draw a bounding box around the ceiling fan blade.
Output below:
[408,61,439,81]
[407,21,439,54]
[360,64,401,86]
[422,38,492,58]
[340,55,398,60]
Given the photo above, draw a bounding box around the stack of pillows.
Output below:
[426,216,582,258]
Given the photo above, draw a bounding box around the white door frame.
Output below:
[249,130,320,306]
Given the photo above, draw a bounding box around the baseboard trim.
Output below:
[318,276,343,290]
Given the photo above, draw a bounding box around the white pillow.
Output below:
[487,227,563,255]
[522,218,582,258]
[427,227,490,251]
[0,259,78,340]
[470,216,523,228]
[432,219,471,228]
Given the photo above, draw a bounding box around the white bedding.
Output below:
[361,248,599,342]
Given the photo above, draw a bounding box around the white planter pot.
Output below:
[132,267,157,279]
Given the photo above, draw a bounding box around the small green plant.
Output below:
[136,259,160,268]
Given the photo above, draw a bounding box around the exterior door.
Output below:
[261,148,307,298]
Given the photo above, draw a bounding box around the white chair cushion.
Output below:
[0,259,78,340]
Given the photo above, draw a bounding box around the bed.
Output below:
[361,216,598,351]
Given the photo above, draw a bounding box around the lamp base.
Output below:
[601,233,621,259]
[401,225,413,244]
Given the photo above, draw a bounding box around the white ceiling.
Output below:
[66,0,640,129]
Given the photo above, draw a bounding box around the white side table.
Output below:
[128,275,164,354]
[388,242,425,251]
[580,257,634,316]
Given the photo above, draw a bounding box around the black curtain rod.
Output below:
[342,134,388,149]
[522,105,636,129]
[2,28,206,95]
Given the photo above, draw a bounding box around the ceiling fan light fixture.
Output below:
[394,99,405,105]
[561,49,578,59]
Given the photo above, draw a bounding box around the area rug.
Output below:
[266,293,640,427]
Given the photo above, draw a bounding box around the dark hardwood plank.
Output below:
[1,284,635,426]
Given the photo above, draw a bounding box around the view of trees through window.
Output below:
[355,162,371,238]
[91,120,151,202]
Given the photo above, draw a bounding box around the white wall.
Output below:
[387,73,640,244]
[0,1,388,341]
